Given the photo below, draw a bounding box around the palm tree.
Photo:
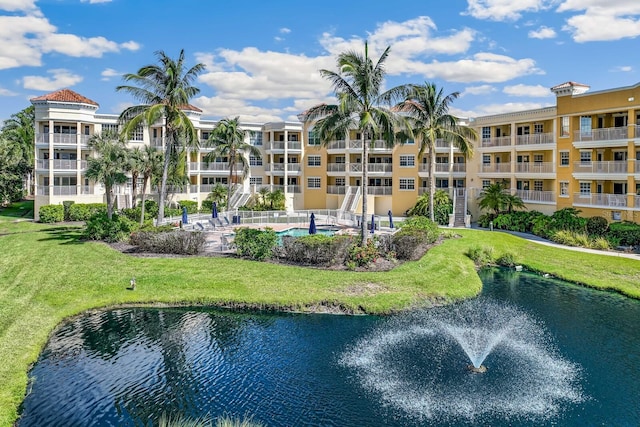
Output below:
[396,83,477,222]
[478,182,508,215]
[116,49,205,224]
[86,131,128,220]
[203,117,260,208]
[138,145,162,225]
[266,188,285,210]
[302,42,408,244]
[126,147,144,208]
[503,192,526,214]
[207,183,227,209]
[1,106,35,195]
[257,186,270,208]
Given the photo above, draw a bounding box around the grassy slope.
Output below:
[1,202,639,425]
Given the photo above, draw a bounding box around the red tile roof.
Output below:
[31,89,99,106]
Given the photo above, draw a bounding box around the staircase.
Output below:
[452,188,467,227]
[227,186,250,210]
[337,186,361,224]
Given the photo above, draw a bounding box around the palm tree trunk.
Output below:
[157,136,171,224]
[361,133,368,245]
[131,172,138,208]
[106,185,113,220]
[429,147,435,222]
[227,155,234,210]
[139,176,148,226]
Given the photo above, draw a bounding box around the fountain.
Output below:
[340,299,584,422]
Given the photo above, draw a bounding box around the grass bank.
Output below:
[1,203,640,426]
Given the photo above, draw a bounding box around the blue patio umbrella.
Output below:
[212,201,218,219]
[309,212,317,234]
[388,210,394,229]
[182,207,188,225]
[370,214,375,234]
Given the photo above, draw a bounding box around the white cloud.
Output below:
[528,26,557,39]
[101,68,121,81]
[464,0,552,21]
[457,101,553,118]
[461,85,497,96]
[279,27,291,34]
[611,65,633,72]
[0,0,39,14]
[503,84,553,97]
[558,0,640,42]
[22,69,83,91]
[81,0,112,3]
[0,87,18,96]
[193,95,285,122]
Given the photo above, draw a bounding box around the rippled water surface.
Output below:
[19,269,640,426]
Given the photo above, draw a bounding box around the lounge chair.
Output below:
[216,218,224,227]
[224,217,231,226]
[208,219,217,229]
[196,222,205,231]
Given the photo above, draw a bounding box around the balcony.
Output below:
[572,161,627,175]
[367,186,392,195]
[515,190,555,203]
[36,159,87,170]
[349,163,393,173]
[573,126,630,143]
[327,185,347,195]
[265,164,301,174]
[480,136,511,148]
[36,185,93,196]
[434,163,467,173]
[480,163,511,173]
[515,132,554,146]
[573,193,627,208]
[369,140,393,152]
[36,133,88,146]
[515,162,555,174]
[151,137,164,147]
[265,141,302,152]
[326,163,346,173]
[326,140,346,151]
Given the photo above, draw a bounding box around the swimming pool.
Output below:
[277,227,337,238]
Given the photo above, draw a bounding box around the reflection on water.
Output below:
[19,270,640,426]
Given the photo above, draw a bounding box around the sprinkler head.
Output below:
[467,364,487,373]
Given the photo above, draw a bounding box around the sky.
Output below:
[1,0,640,123]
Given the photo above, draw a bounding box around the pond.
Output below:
[19,269,640,426]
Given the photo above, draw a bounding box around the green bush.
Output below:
[607,221,640,246]
[83,212,138,242]
[178,200,198,214]
[347,239,381,267]
[466,246,494,266]
[234,227,278,260]
[140,199,159,217]
[165,207,182,217]
[590,237,611,250]
[280,234,353,265]
[586,216,609,236]
[62,200,74,221]
[398,216,440,242]
[68,203,107,221]
[496,252,516,267]
[38,205,64,223]
[129,230,205,255]
[120,206,155,223]
[550,230,591,248]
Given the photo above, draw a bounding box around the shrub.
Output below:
[551,230,591,248]
[280,234,353,266]
[477,213,495,229]
[129,230,205,255]
[466,246,494,266]
[590,237,611,250]
[165,207,182,217]
[390,216,440,260]
[120,206,155,223]
[347,239,381,267]
[607,221,640,246]
[531,214,553,238]
[234,227,278,260]
[140,199,159,217]
[550,208,587,233]
[83,212,138,242]
[586,216,609,236]
[39,205,64,223]
[68,203,107,221]
[399,216,440,242]
[178,200,199,214]
[62,200,74,221]
[496,252,516,267]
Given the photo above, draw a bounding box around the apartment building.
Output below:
[31,82,640,225]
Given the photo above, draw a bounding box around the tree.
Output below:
[126,147,144,208]
[396,83,476,222]
[117,49,205,224]
[406,189,453,225]
[257,186,270,207]
[203,117,260,208]
[477,182,525,215]
[302,42,408,244]
[85,131,128,220]
[207,183,227,209]
[266,188,285,210]
[138,145,163,225]
[1,106,35,195]
[0,138,28,205]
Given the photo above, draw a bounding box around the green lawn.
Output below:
[0,201,639,426]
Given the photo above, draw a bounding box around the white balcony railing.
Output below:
[326,163,346,172]
[573,161,628,174]
[326,140,346,150]
[573,193,627,207]
[515,162,555,174]
[327,185,347,194]
[481,136,511,148]
[515,190,555,203]
[433,163,467,173]
[367,186,392,195]
[573,127,629,142]
[515,133,554,145]
[480,163,511,173]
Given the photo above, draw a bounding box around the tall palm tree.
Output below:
[86,131,128,220]
[138,145,162,225]
[302,42,408,244]
[203,117,260,208]
[1,106,35,195]
[116,49,205,224]
[126,147,144,208]
[396,83,477,222]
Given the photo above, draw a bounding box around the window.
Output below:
[482,127,491,139]
[534,123,544,134]
[482,180,491,189]
[482,154,491,164]
[307,155,321,167]
[561,116,569,137]
[249,131,262,146]
[334,156,345,164]
[249,177,262,185]
[436,178,449,188]
[580,151,592,163]
[53,176,77,186]
[534,180,543,191]
[307,177,321,188]
[335,178,345,186]
[399,178,415,190]
[288,133,298,142]
[308,130,320,146]
[560,151,569,166]
[131,126,143,141]
[399,155,415,167]
[53,125,77,134]
[534,154,543,163]
[579,182,591,195]
[560,181,569,197]
[201,131,211,141]
[405,139,415,145]
[517,126,530,135]
[580,116,592,136]
[249,156,262,166]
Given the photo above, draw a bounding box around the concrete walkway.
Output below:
[471,225,640,260]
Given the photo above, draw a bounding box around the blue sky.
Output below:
[1,0,640,123]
